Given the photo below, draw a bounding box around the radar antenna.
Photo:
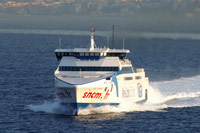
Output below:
[90,26,96,50]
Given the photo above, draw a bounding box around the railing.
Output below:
[60,74,105,79]
[136,68,144,73]
[120,59,131,65]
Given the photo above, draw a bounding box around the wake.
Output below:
[27,75,200,115]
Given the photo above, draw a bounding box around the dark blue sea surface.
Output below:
[0,33,200,133]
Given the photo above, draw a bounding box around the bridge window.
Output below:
[57,52,61,56]
[56,52,127,59]
[64,52,69,56]
[121,67,131,71]
[85,52,89,56]
[95,53,100,56]
[100,52,104,56]
[90,53,94,56]
[120,67,133,73]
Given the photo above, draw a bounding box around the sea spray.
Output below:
[28,101,68,114]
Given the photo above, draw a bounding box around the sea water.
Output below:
[0,31,200,132]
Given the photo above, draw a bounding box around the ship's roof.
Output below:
[59,56,120,67]
[55,48,130,53]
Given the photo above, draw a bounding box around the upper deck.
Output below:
[55,26,130,61]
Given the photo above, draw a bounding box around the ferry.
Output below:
[54,27,149,115]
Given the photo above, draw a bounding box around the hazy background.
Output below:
[0,0,200,34]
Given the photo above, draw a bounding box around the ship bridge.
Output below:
[55,26,130,61]
[55,48,130,61]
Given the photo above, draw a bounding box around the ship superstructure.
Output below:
[54,27,149,115]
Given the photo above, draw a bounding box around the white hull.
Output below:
[55,69,149,115]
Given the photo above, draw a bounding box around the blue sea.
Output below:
[1,30,200,133]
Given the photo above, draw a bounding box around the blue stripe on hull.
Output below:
[111,76,119,97]
[60,102,119,115]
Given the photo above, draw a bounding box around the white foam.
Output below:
[150,75,200,108]
[27,101,70,115]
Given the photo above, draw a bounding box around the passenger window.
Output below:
[85,67,89,71]
[124,77,133,80]
[108,67,112,71]
[68,67,72,71]
[135,76,141,80]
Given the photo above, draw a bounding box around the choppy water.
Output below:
[1,32,200,133]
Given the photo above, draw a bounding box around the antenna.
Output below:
[107,28,110,48]
[59,38,62,49]
[123,38,125,50]
[112,24,114,49]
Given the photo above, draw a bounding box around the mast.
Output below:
[59,38,62,49]
[107,28,110,48]
[90,26,96,50]
[123,38,125,50]
[112,24,114,49]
